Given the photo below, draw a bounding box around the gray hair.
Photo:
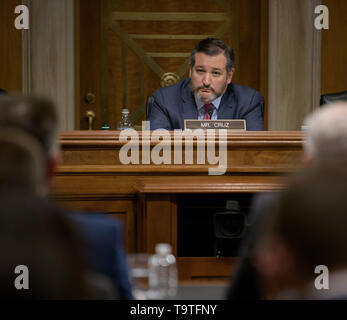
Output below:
[304,102,347,159]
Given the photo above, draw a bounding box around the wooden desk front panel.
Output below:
[51,131,304,280]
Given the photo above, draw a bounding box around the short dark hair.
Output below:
[0,95,58,157]
[189,38,235,73]
[0,89,7,94]
[0,130,45,190]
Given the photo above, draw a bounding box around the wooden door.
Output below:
[76,0,265,130]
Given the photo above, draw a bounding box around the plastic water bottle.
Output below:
[117,109,133,130]
[148,243,178,299]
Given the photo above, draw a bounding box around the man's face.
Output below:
[189,52,234,103]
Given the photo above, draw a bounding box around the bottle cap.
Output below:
[155,243,172,255]
[122,109,130,114]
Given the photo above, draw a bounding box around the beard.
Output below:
[193,90,217,104]
[190,79,227,103]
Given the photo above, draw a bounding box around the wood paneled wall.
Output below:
[76,0,265,130]
[267,0,321,131]
[3,0,347,130]
[28,0,75,130]
[0,0,22,93]
[321,0,347,94]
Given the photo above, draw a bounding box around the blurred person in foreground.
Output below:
[254,163,347,299]
[0,129,92,299]
[0,95,133,299]
[227,102,347,299]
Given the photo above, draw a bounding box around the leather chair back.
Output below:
[320,90,347,106]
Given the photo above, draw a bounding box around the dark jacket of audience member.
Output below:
[0,132,93,299]
[0,95,133,299]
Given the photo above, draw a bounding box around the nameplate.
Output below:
[184,119,246,130]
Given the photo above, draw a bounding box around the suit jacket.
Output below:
[149,78,264,131]
[226,192,279,300]
[68,212,133,300]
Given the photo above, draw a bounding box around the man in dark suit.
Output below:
[149,38,264,131]
[0,95,133,299]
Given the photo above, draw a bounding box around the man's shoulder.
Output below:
[228,82,261,98]
[68,211,122,233]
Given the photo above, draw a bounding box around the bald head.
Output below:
[304,102,347,160]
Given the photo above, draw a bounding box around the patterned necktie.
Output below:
[203,103,214,120]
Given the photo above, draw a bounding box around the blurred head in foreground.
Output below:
[227,102,347,300]
[0,129,92,299]
[253,103,347,299]
[0,96,98,299]
[0,94,60,196]
[304,102,347,162]
[254,163,347,299]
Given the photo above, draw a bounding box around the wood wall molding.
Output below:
[53,131,304,196]
[59,130,304,143]
[23,0,75,130]
[268,0,321,130]
[135,176,287,194]
[54,131,304,176]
